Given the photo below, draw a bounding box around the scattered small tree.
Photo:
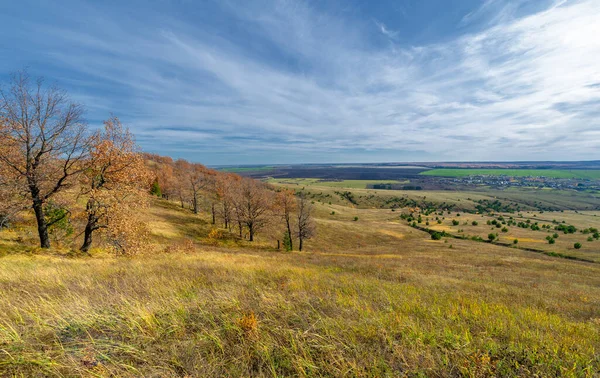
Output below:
[296,193,315,251]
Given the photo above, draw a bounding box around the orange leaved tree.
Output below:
[79,116,152,253]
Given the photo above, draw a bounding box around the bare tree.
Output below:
[296,193,315,251]
[232,178,273,241]
[188,163,212,214]
[276,189,296,250]
[0,71,91,248]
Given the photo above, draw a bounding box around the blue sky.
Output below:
[1,0,599,164]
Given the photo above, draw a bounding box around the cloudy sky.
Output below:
[1,0,599,164]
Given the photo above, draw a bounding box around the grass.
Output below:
[420,169,600,179]
[1,188,600,376]
[2,247,599,376]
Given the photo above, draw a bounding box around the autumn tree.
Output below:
[296,193,315,251]
[79,116,152,253]
[188,163,214,214]
[276,189,296,251]
[232,178,273,241]
[0,145,25,229]
[173,159,191,209]
[0,71,91,248]
[215,173,237,230]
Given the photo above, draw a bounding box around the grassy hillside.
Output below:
[1,192,600,376]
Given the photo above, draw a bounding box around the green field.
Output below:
[267,178,406,189]
[421,169,600,179]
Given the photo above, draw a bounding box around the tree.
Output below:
[296,193,315,251]
[276,189,296,251]
[78,116,151,253]
[215,173,237,230]
[173,159,191,208]
[0,162,25,229]
[188,163,212,214]
[488,233,496,242]
[232,178,273,241]
[574,242,582,249]
[0,70,92,248]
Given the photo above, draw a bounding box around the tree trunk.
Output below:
[249,225,254,241]
[285,217,293,251]
[80,221,94,252]
[80,211,96,252]
[238,221,243,238]
[192,195,198,214]
[211,204,216,224]
[299,237,303,252]
[32,199,50,248]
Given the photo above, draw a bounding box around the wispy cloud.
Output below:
[1,0,598,163]
[374,20,399,40]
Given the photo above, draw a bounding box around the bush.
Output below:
[513,239,518,245]
[150,180,162,197]
[488,233,496,242]
[431,232,442,240]
[282,232,293,251]
[501,227,508,233]
[472,221,478,226]
[574,242,582,249]
[353,216,359,221]
[452,220,459,226]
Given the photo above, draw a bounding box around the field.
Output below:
[421,169,600,179]
[2,179,600,376]
[267,178,407,189]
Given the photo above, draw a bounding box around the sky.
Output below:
[1,0,599,165]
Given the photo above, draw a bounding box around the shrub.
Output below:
[353,216,359,221]
[282,232,293,252]
[452,220,459,226]
[574,242,582,249]
[472,221,478,226]
[513,239,518,245]
[431,232,442,240]
[501,227,508,233]
[150,180,162,197]
[488,233,496,242]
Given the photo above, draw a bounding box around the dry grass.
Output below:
[1,195,600,376]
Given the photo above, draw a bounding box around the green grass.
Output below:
[421,169,600,179]
[268,178,406,189]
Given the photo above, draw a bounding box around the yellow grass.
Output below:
[1,195,600,376]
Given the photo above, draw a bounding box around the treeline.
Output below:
[0,70,315,254]
[144,154,315,250]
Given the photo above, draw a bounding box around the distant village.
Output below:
[438,175,600,191]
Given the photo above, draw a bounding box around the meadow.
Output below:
[1,179,600,376]
[420,169,600,179]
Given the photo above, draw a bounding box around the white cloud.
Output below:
[3,0,599,163]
